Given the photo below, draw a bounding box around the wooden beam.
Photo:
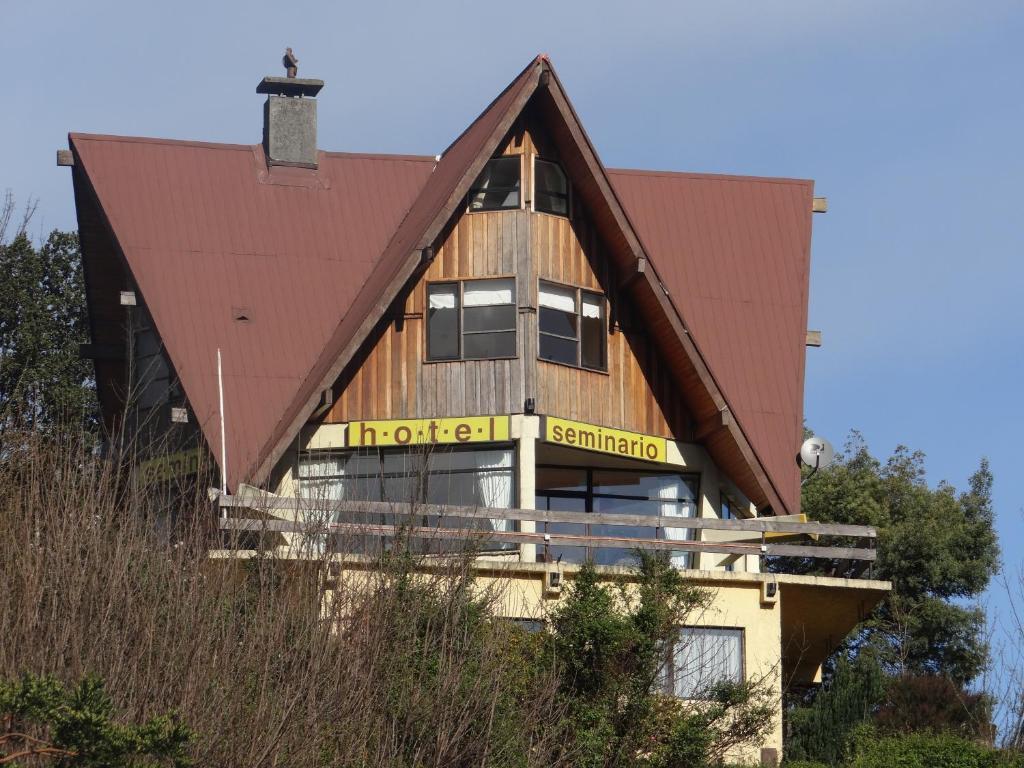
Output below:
[694,407,732,442]
[79,343,124,361]
[812,197,828,213]
[621,255,647,289]
[56,149,74,167]
[217,496,877,538]
[806,330,822,347]
[219,517,877,562]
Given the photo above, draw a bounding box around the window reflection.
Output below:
[536,466,699,567]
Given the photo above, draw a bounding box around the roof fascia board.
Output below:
[70,136,215,463]
[249,61,545,488]
[538,70,791,515]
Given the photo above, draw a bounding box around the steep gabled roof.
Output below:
[253,57,544,486]
[607,169,813,515]
[70,56,813,516]
[70,136,435,487]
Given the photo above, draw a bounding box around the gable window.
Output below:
[538,281,606,370]
[533,158,569,216]
[427,278,516,361]
[662,627,744,699]
[468,157,521,211]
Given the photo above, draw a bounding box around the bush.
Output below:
[846,727,1022,768]
[0,673,191,766]
[874,674,994,741]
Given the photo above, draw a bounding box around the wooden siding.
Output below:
[324,121,691,441]
[532,206,689,438]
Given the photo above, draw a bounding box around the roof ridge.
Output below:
[608,166,813,186]
[69,132,257,152]
[438,55,546,158]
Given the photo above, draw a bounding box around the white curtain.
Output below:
[463,279,513,306]
[474,449,514,535]
[296,454,346,554]
[660,481,693,569]
[581,294,602,318]
[672,627,743,699]
[538,283,576,313]
[428,288,456,309]
[297,454,345,502]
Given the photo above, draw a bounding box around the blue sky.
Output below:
[6,0,1023,676]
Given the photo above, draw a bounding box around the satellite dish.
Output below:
[799,436,835,470]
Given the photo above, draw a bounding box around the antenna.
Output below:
[799,435,835,486]
[217,348,228,500]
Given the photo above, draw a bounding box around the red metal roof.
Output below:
[607,169,813,514]
[71,134,435,488]
[70,57,814,515]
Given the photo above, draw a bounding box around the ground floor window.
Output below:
[662,627,744,699]
[297,445,515,552]
[536,466,698,567]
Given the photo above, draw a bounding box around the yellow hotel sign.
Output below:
[543,417,667,463]
[346,416,510,448]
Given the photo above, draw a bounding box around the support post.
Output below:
[515,415,540,563]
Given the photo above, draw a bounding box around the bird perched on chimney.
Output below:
[283,48,298,78]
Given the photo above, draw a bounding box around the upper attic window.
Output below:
[533,158,569,217]
[468,157,522,212]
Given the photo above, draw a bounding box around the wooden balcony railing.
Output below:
[216,495,878,572]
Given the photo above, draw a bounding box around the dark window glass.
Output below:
[539,335,577,365]
[535,467,698,568]
[298,446,516,554]
[580,292,606,370]
[428,278,516,361]
[427,283,459,360]
[538,281,607,370]
[537,466,587,494]
[534,158,569,216]
[468,157,521,211]
[464,331,516,359]
[463,304,516,333]
[538,493,587,565]
[539,307,577,337]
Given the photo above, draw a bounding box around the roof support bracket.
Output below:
[695,407,733,442]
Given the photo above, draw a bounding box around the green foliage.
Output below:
[551,554,776,767]
[0,673,191,766]
[785,655,888,766]
[874,675,993,741]
[0,229,97,431]
[844,726,1022,768]
[784,432,998,686]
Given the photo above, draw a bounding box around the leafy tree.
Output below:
[0,673,191,766]
[785,655,888,766]
[780,432,998,686]
[551,554,776,767]
[0,201,97,432]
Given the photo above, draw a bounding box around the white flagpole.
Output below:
[217,348,227,500]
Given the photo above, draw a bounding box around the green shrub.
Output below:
[846,727,1023,768]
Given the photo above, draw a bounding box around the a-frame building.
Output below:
[66,55,888,763]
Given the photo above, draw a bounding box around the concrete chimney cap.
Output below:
[257,76,324,97]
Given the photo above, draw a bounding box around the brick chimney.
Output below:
[257,52,324,169]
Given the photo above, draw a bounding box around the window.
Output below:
[538,281,606,370]
[297,446,516,553]
[427,279,516,361]
[534,158,569,216]
[468,157,521,211]
[662,627,744,699]
[536,467,698,567]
